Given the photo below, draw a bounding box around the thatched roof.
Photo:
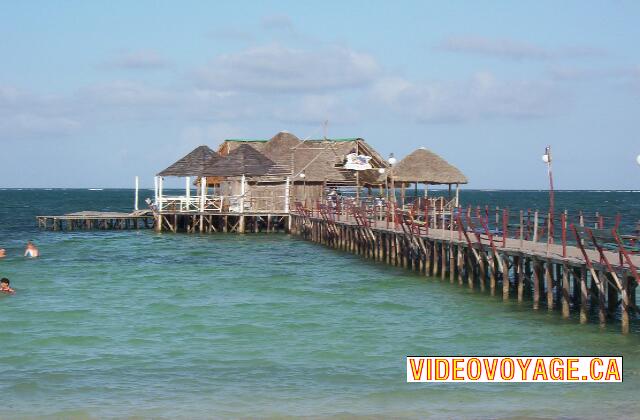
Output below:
[291,139,388,183]
[393,148,468,184]
[262,132,301,167]
[206,144,275,177]
[218,139,267,155]
[216,132,390,183]
[158,145,224,177]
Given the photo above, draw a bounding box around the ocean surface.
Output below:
[1,189,639,419]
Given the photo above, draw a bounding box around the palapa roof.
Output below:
[203,143,275,177]
[157,145,224,177]
[291,139,388,183]
[219,132,388,182]
[262,132,301,166]
[392,148,468,185]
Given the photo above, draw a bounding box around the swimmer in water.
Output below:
[24,241,39,258]
[0,248,5,258]
[0,278,14,294]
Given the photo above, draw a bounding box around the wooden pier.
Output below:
[35,197,640,334]
[153,212,289,233]
[37,211,154,231]
[289,202,640,334]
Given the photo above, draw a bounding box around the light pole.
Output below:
[542,146,554,243]
[388,153,397,223]
[300,170,306,207]
[378,168,386,201]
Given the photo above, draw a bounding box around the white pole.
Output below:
[158,177,164,211]
[154,176,158,204]
[240,174,246,213]
[455,183,460,207]
[185,176,190,200]
[200,177,206,212]
[134,176,139,211]
[284,176,290,212]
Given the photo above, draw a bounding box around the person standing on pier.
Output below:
[24,241,39,258]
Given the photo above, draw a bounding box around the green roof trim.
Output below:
[317,138,360,142]
[224,139,269,142]
[224,137,360,143]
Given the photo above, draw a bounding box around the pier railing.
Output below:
[294,199,640,282]
[156,191,289,214]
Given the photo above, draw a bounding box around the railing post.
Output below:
[158,177,164,211]
[240,174,246,214]
[200,177,206,212]
[561,211,567,257]
[284,177,290,213]
[519,210,524,249]
[134,175,139,211]
[503,208,508,247]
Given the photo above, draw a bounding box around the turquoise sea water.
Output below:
[1,189,640,419]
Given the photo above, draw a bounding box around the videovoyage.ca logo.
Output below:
[407,356,622,383]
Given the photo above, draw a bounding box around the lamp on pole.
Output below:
[388,153,397,223]
[542,146,554,243]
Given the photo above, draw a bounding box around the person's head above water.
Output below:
[0,278,14,293]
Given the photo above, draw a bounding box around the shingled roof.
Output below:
[157,145,224,177]
[392,148,468,184]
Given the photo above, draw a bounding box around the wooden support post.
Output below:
[478,253,486,292]
[441,242,446,280]
[545,261,554,311]
[433,241,439,277]
[595,271,607,327]
[621,276,631,334]
[533,259,541,310]
[489,255,497,296]
[579,266,588,324]
[449,244,455,283]
[426,241,432,276]
[607,276,618,318]
[466,249,474,289]
[502,253,510,301]
[516,256,524,302]
[561,263,570,318]
[457,245,464,285]
[239,215,245,234]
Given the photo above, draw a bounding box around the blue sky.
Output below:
[1,0,639,188]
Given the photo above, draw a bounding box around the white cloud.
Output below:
[0,114,80,138]
[104,50,170,70]
[0,86,81,139]
[261,14,295,32]
[370,72,565,122]
[194,44,380,93]
[79,80,176,107]
[438,36,606,61]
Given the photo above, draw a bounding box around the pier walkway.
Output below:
[37,211,154,230]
